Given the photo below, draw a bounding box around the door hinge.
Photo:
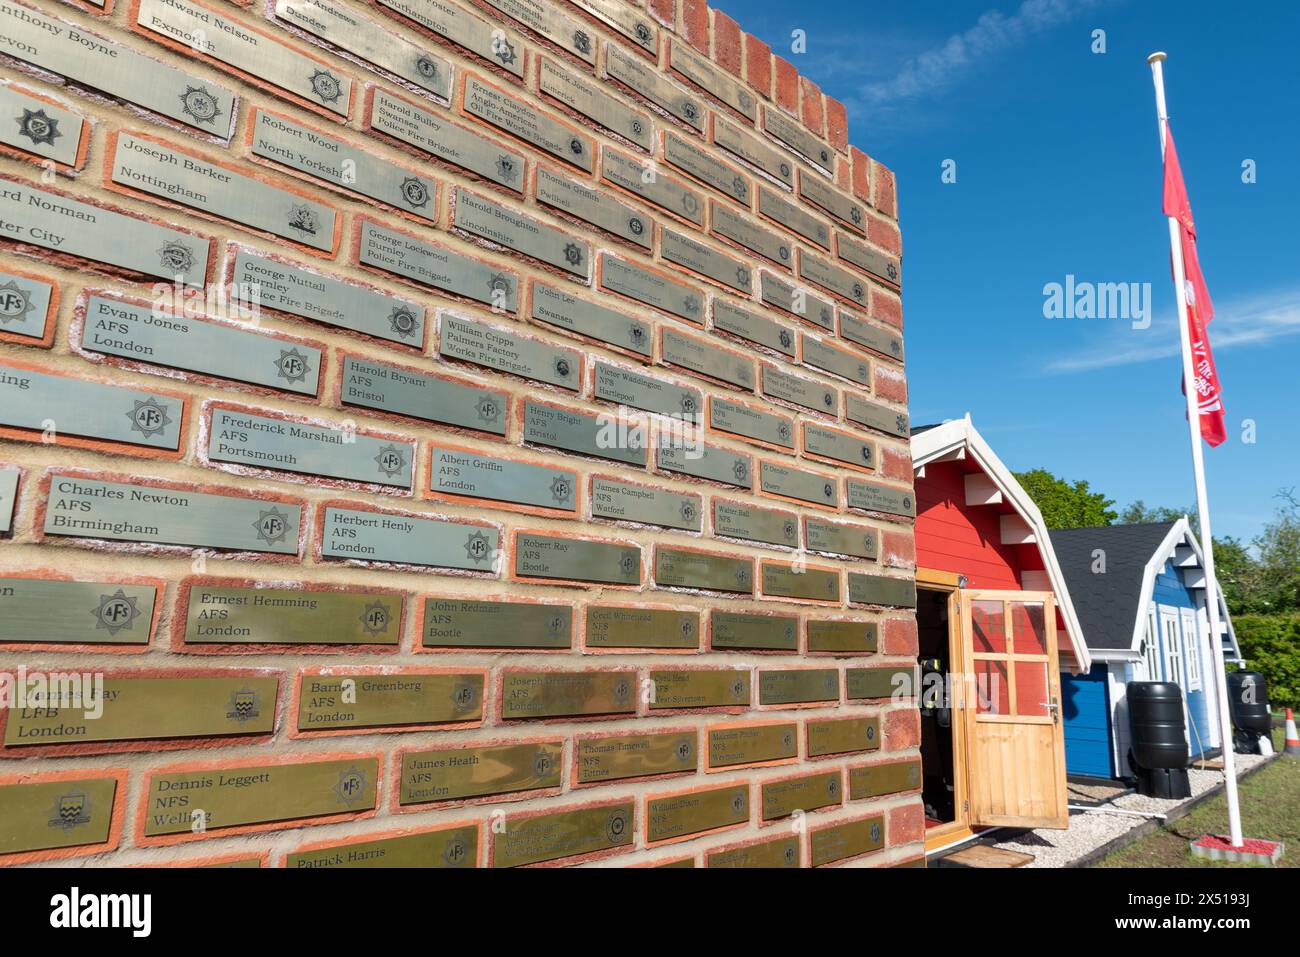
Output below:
[963,800,969,813]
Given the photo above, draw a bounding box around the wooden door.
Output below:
[958,591,1069,829]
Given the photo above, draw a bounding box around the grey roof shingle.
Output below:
[1048,523,1176,652]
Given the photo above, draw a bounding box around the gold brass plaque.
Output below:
[810,814,884,867]
[758,669,840,706]
[183,585,401,646]
[3,677,278,747]
[143,757,379,836]
[761,563,841,602]
[400,741,562,805]
[708,723,797,768]
[585,606,700,650]
[849,760,922,800]
[707,836,800,868]
[846,666,914,701]
[646,784,749,843]
[296,672,483,731]
[807,619,879,654]
[807,716,881,757]
[501,671,636,720]
[0,777,116,855]
[493,802,634,867]
[761,771,842,820]
[648,670,749,710]
[285,825,477,868]
[577,731,697,784]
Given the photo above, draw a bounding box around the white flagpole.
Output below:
[1147,51,1243,848]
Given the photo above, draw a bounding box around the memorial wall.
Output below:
[0,0,916,867]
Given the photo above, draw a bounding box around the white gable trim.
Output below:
[911,417,1091,673]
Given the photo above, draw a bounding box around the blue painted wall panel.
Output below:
[1062,663,1114,777]
[1151,560,1213,756]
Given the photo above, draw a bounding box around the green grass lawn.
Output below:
[1097,730,1296,868]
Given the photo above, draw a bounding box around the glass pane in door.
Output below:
[971,600,1006,653]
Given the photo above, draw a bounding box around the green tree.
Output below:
[1013,469,1117,529]
[1119,499,1197,531]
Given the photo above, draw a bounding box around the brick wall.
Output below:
[0,0,915,868]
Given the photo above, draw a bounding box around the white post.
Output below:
[1147,52,1243,847]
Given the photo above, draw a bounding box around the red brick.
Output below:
[867,213,902,257]
[680,0,709,53]
[874,364,908,404]
[878,445,912,482]
[850,146,872,202]
[745,33,772,97]
[874,161,898,219]
[825,98,848,153]
[888,800,925,846]
[871,287,904,330]
[884,707,920,751]
[647,0,675,29]
[773,56,799,114]
[712,10,742,76]
[799,76,824,135]
[882,616,919,656]
[881,529,916,570]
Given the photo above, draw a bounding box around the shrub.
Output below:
[1233,614,1300,710]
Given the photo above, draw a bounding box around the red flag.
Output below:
[1162,128,1226,446]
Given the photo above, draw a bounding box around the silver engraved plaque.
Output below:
[712,500,799,548]
[43,474,301,554]
[515,533,641,585]
[454,188,588,276]
[602,146,705,226]
[0,269,53,341]
[656,442,752,489]
[594,362,701,418]
[591,476,701,532]
[0,362,182,450]
[758,187,830,250]
[341,356,507,435]
[0,2,236,134]
[711,298,796,357]
[250,109,435,220]
[464,75,593,172]
[207,406,415,489]
[604,42,702,132]
[482,0,594,64]
[231,248,426,346]
[710,201,792,267]
[711,611,798,651]
[0,178,208,287]
[803,423,875,470]
[358,220,519,312]
[760,462,838,508]
[321,506,495,570]
[805,517,877,560]
[110,133,337,253]
[762,365,838,416]
[0,576,157,645]
[375,0,524,76]
[439,314,581,390]
[763,107,834,172]
[838,233,902,288]
[760,272,835,331]
[713,116,794,187]
[81,294,322,396]
[845,392,909,437]
[661,228,750,294]
[536,166,651,250]
[136,0,352,117]
[368,88,524,193]
[799,174,866,234]
[802,335,871,386]
[664,132,750,203]
[429,444,577,512]
[601,256,703,324]
[845,478,915,518]
[661,328,754,390]
[0,83,83,167]
[274,0,452,100]
[539,58,652,151]
[523,400,644,465]
[572,0,658,54]
[799,250,867,306]
[709,397,795,450]
[667,40,757,120]
[531,282,652,356]
[840,310,903,362]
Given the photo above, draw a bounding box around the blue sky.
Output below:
[717,0,1300,543]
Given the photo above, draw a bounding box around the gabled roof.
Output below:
[911,416,1091,673]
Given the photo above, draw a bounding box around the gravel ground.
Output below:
[989,754,1272,868]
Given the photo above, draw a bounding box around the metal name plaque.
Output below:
[491,801,634,868]
[845,391,910,437]
[231,248,426,346]
[0,83,83,167]
[539,58,652,151]
[500,670,637,719]
[845,478,915,517]
[763,107,834,172]
[207,407,414,490]
[604,42,702,132]
[847,666,916,699]
[807,716,880,757]
[273,0,452,100]
[43,474,301,555]
[3,676,278,747]
[401,742,562,805]
[810,815,885,867]
[710,201,792,267]
[0,776,116,855]
[761,563,841,602]
[136,0,352,117]
[708,836,799,869]
[803,423,875,470]
[656,441,752,489]
[341,355,507,435]
[285,825,477,868]
[664,132,749,203]
[591,476,701,531]
[760,272,835,330]
[440,314,580,390]
[711,611,798,651]
[142,757,380,837]
[535,166,651,250]
[758,669,840,706]
[0,577,156,645]
[358,220,518,311]
[577,731,698,784]
[760,462,839,509]
[667,39,756,121]
[709,397,794,449]
[661,228,750,293]
[648,670,750,710]
[1,362,182,451]
[0,269,53,341]
[711,297,796,357]
[601,255,704,324]
[82,295,322,396]
[0,1,236,135]
[654,547,752,594]
[646,784,749,843]
[847,573,917,609]
[838,232,902,288]
[0,469,16,533]
[839,309,904,361]
[464,75,593,172]
[321,506,496,571]
[183,584,401,645]
[429,443,577,512]
[250,109,435,220]
[523,400,645,465]
[482,0,593,64]
[602,146,705,226]
[849,760,922,800]
[368,88,524,193]
[514,533,641,585]
[708,724,797,768]
[805,517,877,560]
[806,619,879,654]
[799,173,866,234]
[376,0,524,77]
[531,282,651,356]
[571,0,657,54]
[0,178,208,286]
[296,671,483,731]
[759,187,830,249]
[802,336,871,386]
[422,597,572,649]
[594,362,701,418]
[585,605,699,649]
[712,500,798,548]
[800,250,867,306]
[454,188,588,277]
[713,116,794,187]
[761,772,841,820]
[661,328,755,390]
[762,364,838,415]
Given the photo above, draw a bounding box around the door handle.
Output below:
[1042,698,1060,723]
